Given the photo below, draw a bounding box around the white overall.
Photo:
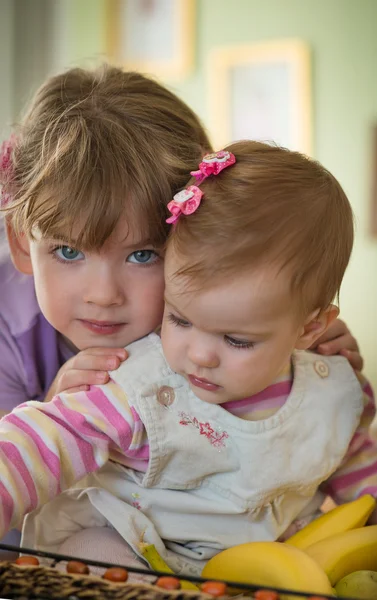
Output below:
[22,335,363,576]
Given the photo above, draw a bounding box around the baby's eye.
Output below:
[167,313,191,328]
[224,336,255,350]
[127,250,159,264]
[55,246,84,262]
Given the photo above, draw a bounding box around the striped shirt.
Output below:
[0,364,375,534]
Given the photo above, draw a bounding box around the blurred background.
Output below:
[1,0,377,388]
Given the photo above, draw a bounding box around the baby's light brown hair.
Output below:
[170,140,354,315]
[2,64,211,249]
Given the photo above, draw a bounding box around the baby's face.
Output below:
[161,250,305,404]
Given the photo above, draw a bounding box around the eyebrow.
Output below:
[164,296,179,310]
[164,296,190,320]
[42,236,74,246]
[129,237,157,249]
[42,235,158,251]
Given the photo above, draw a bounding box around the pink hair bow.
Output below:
[166,149,236,224]
[0,135,16,207]
[166,186,203,225]
[190,150,236,184]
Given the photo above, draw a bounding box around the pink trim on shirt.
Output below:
[222,381,292,413]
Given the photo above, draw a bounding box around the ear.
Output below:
[6,219,33,275]
[295,305,340,350]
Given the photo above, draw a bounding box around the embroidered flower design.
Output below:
[179,411,228,449]
[199,422,214,437]
[131,492,141,510]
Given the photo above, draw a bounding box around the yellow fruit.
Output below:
[139,542,198,590]
[285,495,376,550]
[335,570,377,599]
[305,525,377,585]
[201,542,332,599]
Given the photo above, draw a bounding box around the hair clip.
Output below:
[0,135,16,207]
[166,150,236,225]
[166,186,203,225]
[190,150,236,184]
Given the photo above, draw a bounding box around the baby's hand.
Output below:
[45,347,128,401]
[311,318,363,372]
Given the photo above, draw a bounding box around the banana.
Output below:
[335,570,377,599]
[201,541,333,598]
[285,495,376,550]
[139,542,199,590]
[305,525,377,585]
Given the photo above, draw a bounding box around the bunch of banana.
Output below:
[201,495,377,597]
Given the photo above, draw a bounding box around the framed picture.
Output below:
[207,40,312,154]
[107,0,195,79]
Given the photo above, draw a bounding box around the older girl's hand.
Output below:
[45,347,128,401]
[312,318,363,371]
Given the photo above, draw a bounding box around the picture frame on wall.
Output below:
[107,0,195,79]
[208,40,312,154]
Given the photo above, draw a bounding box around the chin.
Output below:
[188,387,225,405]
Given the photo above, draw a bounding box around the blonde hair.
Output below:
[170,140,354,314]
[2,64,211,249]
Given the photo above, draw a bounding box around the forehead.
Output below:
[165,256,294,332]
[36,210,153,250]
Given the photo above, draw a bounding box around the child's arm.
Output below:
[320,374,377,514]
[0,381,144,536]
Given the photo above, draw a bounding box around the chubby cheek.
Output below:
[228,355,259,386]
[35,284,70,330]
[31,258,75,328]
[226,347,277,395]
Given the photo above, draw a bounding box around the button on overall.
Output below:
[314,360,329,378]
[157,386,175,407]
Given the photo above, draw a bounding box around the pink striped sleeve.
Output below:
[321,376,377,503]
[0,380,145,536]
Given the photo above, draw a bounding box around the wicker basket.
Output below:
[0,544,353,600]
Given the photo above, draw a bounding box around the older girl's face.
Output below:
[10,215,165,351]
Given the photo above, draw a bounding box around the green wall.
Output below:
[61,0,377,387]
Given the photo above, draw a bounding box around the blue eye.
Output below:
[55,246,84,262]
[127,250,159,264]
